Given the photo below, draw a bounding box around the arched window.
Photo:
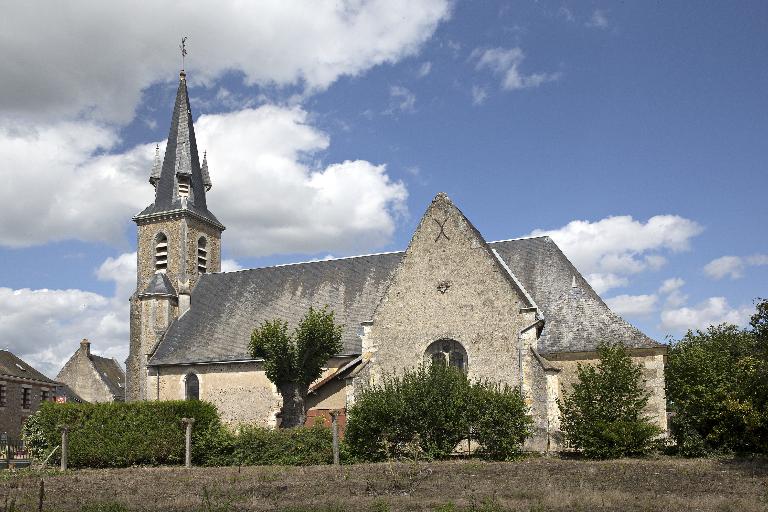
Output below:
[197,236,207,274]
[185,373,199,401]
[424,339,468,372]
[155,233,168,273]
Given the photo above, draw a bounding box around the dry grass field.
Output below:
[1,457,767,512]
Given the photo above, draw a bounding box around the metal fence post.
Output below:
[60,426,69,472]
[330,411,340,465]
[182,418,195,468]
[2,432,9,468]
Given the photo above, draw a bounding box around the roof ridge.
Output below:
[210,249,405,275]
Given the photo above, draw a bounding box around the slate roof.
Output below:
[141,272,177,297]
[134,71,223,229]
[90,355,126,400]
[149,236,658,366]
[0,350,57,383]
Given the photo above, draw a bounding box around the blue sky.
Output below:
[0,1,765,376]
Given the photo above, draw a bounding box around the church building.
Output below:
[126,70,667,451]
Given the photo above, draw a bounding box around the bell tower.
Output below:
[125,69,225,401]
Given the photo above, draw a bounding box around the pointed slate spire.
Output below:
[201,150,212,191]
[134,70,224,230]
[149,144,162,187]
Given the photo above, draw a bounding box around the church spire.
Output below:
[201,150,212,191]
[134,69,224,230]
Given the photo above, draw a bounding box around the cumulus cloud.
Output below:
[660,297,753,334]
[704,254,768,280]
[658,277,687,307]
[605,294,657,316]
[531,215,703,294]
[0,1,451,123]
[0,252,135,378]
[221,259,244,272]
[0,105,407,257]
[474,47,560,91]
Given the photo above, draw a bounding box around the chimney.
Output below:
[80,338,91,358]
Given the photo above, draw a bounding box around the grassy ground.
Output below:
[1,457,766,512]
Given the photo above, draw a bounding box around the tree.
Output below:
[558,342,662,459]
[249,306,343,428]
[666,298,768,455]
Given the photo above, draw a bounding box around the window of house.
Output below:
[197,237,207,274]
[185,373,199,401]
[21,387,31,409]
[0,383,6,407]
[424,339,468,372]
[155,233,168,272]
[41,390,50,402]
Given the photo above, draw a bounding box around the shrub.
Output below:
[198,423,333,466]
[21,400,220,468]
[345,363,532,461]
[666,303,768,455]
[558,342,662,459]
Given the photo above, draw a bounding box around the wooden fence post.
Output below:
[182,418,195,468]
[60,426,69,472]
[330,411,340,465]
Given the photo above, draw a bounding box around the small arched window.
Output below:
[197,236,207,274]
[185,373,199,401]
[424,339,468,372]
[155,233,168,273]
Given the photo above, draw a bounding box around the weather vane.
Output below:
[180,36,188,70]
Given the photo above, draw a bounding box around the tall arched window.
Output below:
[155,233,168,273]
[197,236,207,274]
[185,373,199,401]
[424,339,468,372]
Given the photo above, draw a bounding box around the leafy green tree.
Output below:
[345,363,531,461]
[666,298,768,455]
[249,306,343,428]
[558,342,662,459]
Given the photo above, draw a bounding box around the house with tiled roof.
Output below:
[57,339,125,403]
[0,350,59,437]
[125,68,667,451]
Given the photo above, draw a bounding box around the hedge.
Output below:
[22,400,220,468]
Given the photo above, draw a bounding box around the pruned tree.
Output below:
[249,306,343,428]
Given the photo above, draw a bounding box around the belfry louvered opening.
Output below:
[177,176,190,198]
[155,233,168,272]
[197,236,207,273]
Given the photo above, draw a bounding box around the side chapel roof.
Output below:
[149,235,658,366]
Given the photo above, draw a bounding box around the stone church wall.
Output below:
[548,348,668,434]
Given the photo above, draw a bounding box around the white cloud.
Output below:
[417,62,433,78]
[703,254,768,280]
[474,47,560,91]
[0,105,408,257]
[660,297,753,334]
[387,86,417,114]
[704,255,745,279]
[606,294,657,316]
[221,259,243,272]
[658,277,687,307]
[0,252,136,378]
[531,214,703,294]
[197,106,408,257]
[471,85,489,105]
[586,9,609,29]
[0,1,451,123]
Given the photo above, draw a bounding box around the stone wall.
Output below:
[362,193,536,393]
[0,378,55,437]
[547,348,668,434]
[56,343,114,403]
